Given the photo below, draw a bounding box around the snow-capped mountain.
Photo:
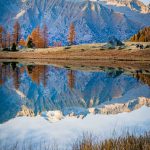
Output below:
[0,0,150,44]
[100,0,150,13]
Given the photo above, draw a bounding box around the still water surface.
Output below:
[0,62,150,123]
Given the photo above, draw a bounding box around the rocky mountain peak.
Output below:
[0,0,150,44]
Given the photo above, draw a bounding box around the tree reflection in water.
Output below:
[0,63,150,90]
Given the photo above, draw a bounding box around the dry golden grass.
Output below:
[0,59,150,73]
[1,133,150,150]
[0,42,150,61]
[72,133,150,150]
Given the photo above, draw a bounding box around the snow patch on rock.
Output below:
[41,111,63,122]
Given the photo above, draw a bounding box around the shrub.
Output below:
[11,43,17,51]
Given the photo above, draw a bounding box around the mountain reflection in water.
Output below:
[0,62,150,123]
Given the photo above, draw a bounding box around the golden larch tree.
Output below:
[0,26,4,49]
[13,21,21,45]
[13,66,20,89]
[31,28,38,47]
[35,26,41,48]
[2,29,7,49]
[68,70,75,89]
[31,26,44,48]
[7,32,11,49]
[68,23,76,45]
[42,24,48,48]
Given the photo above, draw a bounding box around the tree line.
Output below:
[0,63,76,90]
[130,27,150,42]
[0,21,76,51]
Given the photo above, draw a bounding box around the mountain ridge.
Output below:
[0,0,150,44]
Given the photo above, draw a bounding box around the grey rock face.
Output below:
[0,0,149,44]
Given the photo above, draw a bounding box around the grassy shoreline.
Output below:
[73,133,150,150]
[0,43,150,61]
[0,59,150,73]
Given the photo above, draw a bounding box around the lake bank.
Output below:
[0,43,150,61]
[0,59,150,73]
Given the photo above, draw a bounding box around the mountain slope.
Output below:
[101,0,150,13]
[0,0,149,44]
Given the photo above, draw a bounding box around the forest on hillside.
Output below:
[0,21,150,51]
[0,22,75,51]
[130,27,150,42]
